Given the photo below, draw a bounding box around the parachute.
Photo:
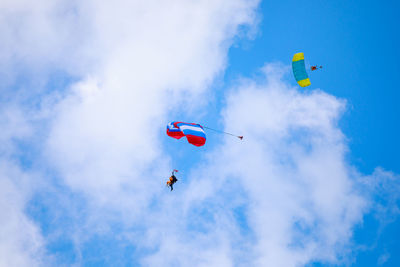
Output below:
[292,52,311,87]
[166,121,206,147]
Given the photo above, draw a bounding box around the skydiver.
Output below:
[166,170,178,191]
[311,65,323,71]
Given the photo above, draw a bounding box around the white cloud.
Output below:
[208,64,367,265]
[1,0,400,266]
[0,104,46,266]
[1,0,260,265]
[124,65,400,266]
[0,161,45,267]
[0,104,32,155]
[43,0,260,206]
[147,64,393,266]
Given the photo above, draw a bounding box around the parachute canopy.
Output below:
[292,52,311,87]
[167,121,206,147]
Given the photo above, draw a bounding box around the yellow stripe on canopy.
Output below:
[297,78,311,87]
[292,52,304,62]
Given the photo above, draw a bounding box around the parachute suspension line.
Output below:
[203,126,243,140]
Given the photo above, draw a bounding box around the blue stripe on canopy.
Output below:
[292,59,309,82]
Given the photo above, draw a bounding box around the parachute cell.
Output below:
[292,52,311,87]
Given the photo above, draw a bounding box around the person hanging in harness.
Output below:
[311,65,323,71]
[166,170,178,191]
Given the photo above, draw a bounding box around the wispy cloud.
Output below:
[0,161,44,267]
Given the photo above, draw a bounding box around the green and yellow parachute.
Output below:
[292,52,311,87]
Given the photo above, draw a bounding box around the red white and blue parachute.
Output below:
[166,121,206,147]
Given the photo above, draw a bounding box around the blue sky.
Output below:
[225,1,400,265]
[227,0,400,174]
[0,0,399,266]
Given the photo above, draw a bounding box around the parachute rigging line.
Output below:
[203,126,243,140]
